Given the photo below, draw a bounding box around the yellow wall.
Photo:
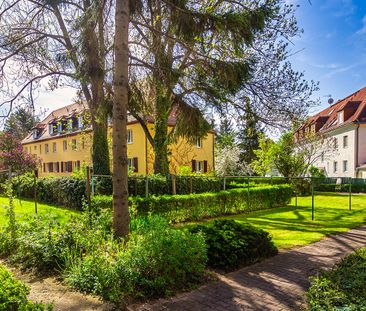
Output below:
[23,123,215,177]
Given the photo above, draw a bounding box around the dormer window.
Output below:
[67,118,73,131]
[49,123,54,135]
[78,115,83,129]
[33,129,40,139]
[338,111,344,125]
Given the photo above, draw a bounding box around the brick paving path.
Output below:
[129,226,366,311]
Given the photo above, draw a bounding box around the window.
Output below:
[197,161,203,172]
[195,137,202,148]
[334,138,338,149]
[128,158,138,172]
[71,139,77,150]
[49,124,54,135]
[34,145,37,152]
[127,129,133,144]
[54,162,60,173]
[321,152,325,163]
[39,145,42,154]
[333,161,338,173]
[343,160,348,172]
[338,111,344,125]
[63,140,68,151]
[25,147,28,153]
[48,162,54,173]
[53,142,57,153]
[81,137,85,149]
[45,144,49,154]
[343,135,348,148]
[78,115,83,129]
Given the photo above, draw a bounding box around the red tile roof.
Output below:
[297,86,366,134]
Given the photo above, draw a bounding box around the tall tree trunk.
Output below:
[153,82,170,175]
[113,0,130,237]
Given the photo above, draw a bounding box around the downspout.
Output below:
[355,123,360,178]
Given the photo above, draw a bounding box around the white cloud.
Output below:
[357,15,366,35]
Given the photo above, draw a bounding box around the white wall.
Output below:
[314,125,356,178]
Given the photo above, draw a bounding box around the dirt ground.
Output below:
[1,260,114,311]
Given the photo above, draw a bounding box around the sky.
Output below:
[288,0,366,114]
[32,0,366,118]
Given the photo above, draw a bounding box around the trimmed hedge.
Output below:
[92,184,293,223]
[12,174,86,210]
[94,175,222,196]
[0,264,51,310]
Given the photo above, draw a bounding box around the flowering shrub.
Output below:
[0,132,38,172]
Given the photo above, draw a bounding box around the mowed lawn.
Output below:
[0,196,80,226]
[182,193,366,249]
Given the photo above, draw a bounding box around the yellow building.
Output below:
[21,103,215,176]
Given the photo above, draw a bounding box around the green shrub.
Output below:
[189,220,277,270]
[92,184,293,223]
[307,247,366,310]
[116,216,207,298]
[0,264,51,310]
[65,215,207,301]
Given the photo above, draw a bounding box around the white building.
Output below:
[295,86,366,178]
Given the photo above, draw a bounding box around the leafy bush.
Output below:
[189,220,277,270]
[307,247,366,310]
[92,184,293,223]
[0,264,51,310]
[65,215,207,301]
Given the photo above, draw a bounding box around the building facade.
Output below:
[22,103,215,176]
[295,86,366,178]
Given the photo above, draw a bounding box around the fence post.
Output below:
[33,171,38,214]
[86,166,91,208]
[172,174,177,195]
[311,178,315,221]
[247,177,250,208]
[91,175,95,196]
[349,181,352,211]
[189,176,193,194]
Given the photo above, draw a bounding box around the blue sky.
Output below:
[289,0,366,114]
[34,0,366,118]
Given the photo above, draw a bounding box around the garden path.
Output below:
[0,260,113,311]
[129,226,366,311]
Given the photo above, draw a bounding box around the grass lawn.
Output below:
[0,196,80,226]
[181,193,366,249]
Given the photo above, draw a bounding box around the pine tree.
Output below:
[128,0,274,174]
[237,100,263,166]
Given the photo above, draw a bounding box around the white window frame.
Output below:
[53,142,57,153]
[63,140,68,151]
[343,160,348,173]
[338,111,344,125]
[49,124,54,135]
[128,158,134,170]
[71,139,77,150]
[343,135,348,148]
[333,161,338,173]
[127,129,133,144]
[78,115,83,129]
[195,160,202,173]
[45,144,49,154]
[195,137,202,148]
